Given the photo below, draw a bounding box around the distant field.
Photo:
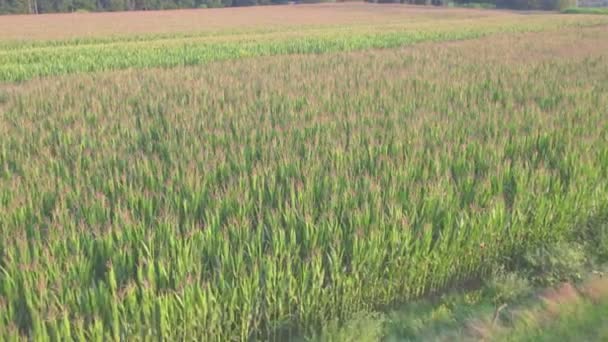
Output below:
[2,5,608,81]
[0,4,512,41]
[1,4,608,341]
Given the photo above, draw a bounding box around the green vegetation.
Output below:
[315,271,531,341]
[452,2,497,9]
[370,0,573,10]
[318,235,608,341]
[562,7,608,14]
[1,11,608,342]
[2,15,608,82]
[498,296,608,341]
[0,0,310,15]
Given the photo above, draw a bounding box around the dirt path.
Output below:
[465,276,608,341]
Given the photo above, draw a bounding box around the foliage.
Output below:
[516,243,588,286]
[493,283,608,341]
[1,15,607,82]
[562,6,608,14]
[455,2,497,8]
[0,15,607,342]
[311,312,386,342]
[577,209,608,263]
[494,0,563,10]
[484,270,532,305]
[0,0,329,13]
[455,0,576,10]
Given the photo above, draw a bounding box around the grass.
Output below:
[562,7,608,14]
[318,240,608,341]
[494,277,608,342]
[499,299,608,341]
[313,272,530,341]
[2,10,608,82]
[1,6,608,341]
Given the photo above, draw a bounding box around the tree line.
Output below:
[0,0,574,17]
[369,0,573,9]
[0,0,320,14]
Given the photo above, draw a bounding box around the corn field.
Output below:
[0,7,607,341]
[1,14,608,82]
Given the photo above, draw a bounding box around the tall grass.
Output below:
[0,25,607,340]
[1,15,608,82]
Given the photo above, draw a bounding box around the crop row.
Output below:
[2,15,608,82]
[1,26,607,340]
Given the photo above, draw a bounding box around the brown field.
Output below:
[0,2,515,41]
